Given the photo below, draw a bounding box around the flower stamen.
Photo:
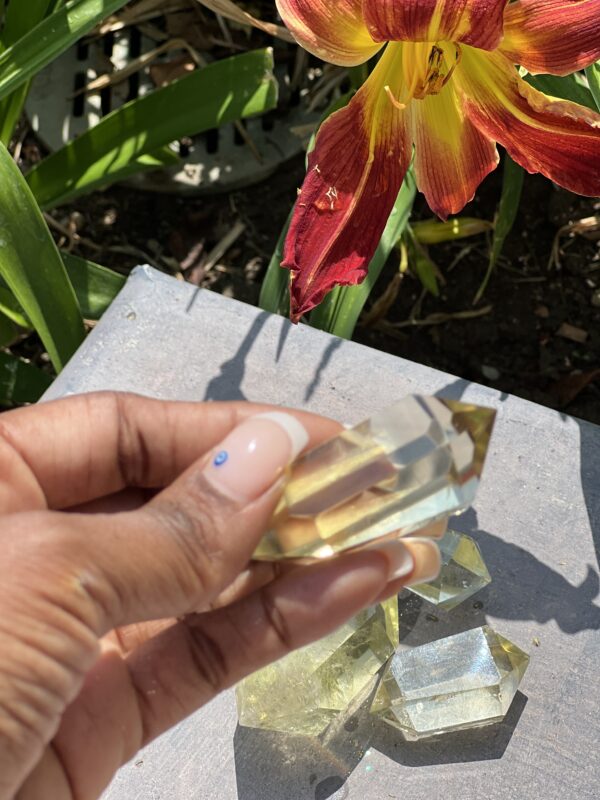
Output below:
[385,43,463,111]
[384,85,407,110]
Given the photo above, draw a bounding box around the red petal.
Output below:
[457,48,600,198]
[275,0,381,66]
[408,85,499,219]
[283,45,411,322]
[363,0,505,50]
[501,0,600,76]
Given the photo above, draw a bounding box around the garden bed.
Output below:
[43,157,600,425]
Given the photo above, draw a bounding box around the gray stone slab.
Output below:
[44,265,600,800]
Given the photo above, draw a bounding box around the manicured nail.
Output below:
[203,412,309,503]
[403,539,442,585]
[371,540,415,580]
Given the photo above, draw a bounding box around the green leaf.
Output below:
[0,141,85,370]
[26,49,278,209]
[406,228,440,297]
[0,309,16,346]
[0,82,30,145]
[585,60,600,112]
[0,284,29,327]
[526,72,597,112]
[1,0,56,45]
[473,154,524,305]
[258,208,291,316]
[0,0,58,144]
[0,252,126,322]
[61,252,125,319]
[0,352,52,406]
[0,0,130,100]
[309,170,417,338]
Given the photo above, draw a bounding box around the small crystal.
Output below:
[254,396,495,562]
[371,626,529,740]
[408,529,491,610]
[236,598,398,737]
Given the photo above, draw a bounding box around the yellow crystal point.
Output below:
[236,598,398,737]
[408,529,491,610]
[254,396,496,562]
[371,626,529,740]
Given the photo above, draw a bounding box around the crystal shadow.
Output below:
[233,687,378,800]
[370,691,528,767]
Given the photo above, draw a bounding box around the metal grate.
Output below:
[26,27,322,195]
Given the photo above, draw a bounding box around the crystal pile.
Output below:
[408,529,492,610]
[371,626,530,740]
[236,598,398,737]
[254,396,496,562]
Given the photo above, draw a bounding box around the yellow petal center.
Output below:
[385,42,461,110]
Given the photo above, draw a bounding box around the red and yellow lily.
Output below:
[277,0,600,321]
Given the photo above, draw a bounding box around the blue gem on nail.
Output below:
[214,450,229,467]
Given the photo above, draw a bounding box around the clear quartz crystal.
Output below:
[371,626,529,740]
[236,598,398,737]
[254,396,496,562]
[408,529,491,610]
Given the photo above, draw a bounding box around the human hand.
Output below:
[0,392,442,799]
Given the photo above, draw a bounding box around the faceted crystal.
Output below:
[408,529,491,610]
[236,598,398,737]
[253,396,495,562]
[371,626,529,740]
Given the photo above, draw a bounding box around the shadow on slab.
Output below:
[435,378,600,633]
[304,338,343,402]
[204,312,270,401]
[204,313,344,405]
[456,509,600,633]
[576,417,600,572]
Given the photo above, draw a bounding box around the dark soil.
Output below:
[49,156,600,426]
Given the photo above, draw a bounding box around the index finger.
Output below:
[0,392,341,512]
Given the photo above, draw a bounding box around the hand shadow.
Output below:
[456,508,600,633]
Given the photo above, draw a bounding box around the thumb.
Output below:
[6,412,312,640]
[86,411,312,632]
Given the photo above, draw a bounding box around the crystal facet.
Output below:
[371,626,529,740]
[254,396,495,562]
[408,529,491,610]
[236,598,399,737]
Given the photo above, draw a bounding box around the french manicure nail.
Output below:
[203,412,309,503]
[403,539,442,586]
[372,540,415,580]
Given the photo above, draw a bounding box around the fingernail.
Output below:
[203,413,309,503]
[403,539,442,585]
[371,540,415,580]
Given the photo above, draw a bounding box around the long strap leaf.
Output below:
[585,60,600,111]
[473,154,524,305]
[0,0,131,100]
[258,208,292,315]
[526,71,597,112]
[0,352,52,406]
[60,253,126,318]
[0,141,84,370]
[309,170,417,338]
[0,0,59,144]
[26,48,278,209]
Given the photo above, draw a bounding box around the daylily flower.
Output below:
[277,0,600,321]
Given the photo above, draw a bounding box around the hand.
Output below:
[0,392,442,799]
